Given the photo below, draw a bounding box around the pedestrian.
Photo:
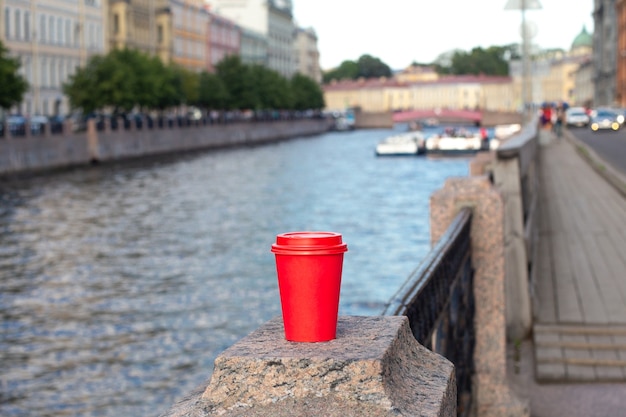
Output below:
[554,102,565,139]
[541,103,552,130]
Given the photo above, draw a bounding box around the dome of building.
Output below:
[571,26,593,50]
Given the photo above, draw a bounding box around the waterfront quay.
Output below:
[2,116,626,416]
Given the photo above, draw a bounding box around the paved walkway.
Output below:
[507,128,626,416]
[533,129,626,383]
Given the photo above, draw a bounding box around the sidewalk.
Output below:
[508,128,626,416]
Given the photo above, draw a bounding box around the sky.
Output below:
[292,0,595,71]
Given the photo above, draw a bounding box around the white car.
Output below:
[565,108,590,127]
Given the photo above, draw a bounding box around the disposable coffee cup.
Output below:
[271,231,348,342]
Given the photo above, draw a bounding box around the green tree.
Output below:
[197,71,230,110]
[435,46,513,76]
[250,65,293,109]
[356,54,392,79]
[0,41,29,111]
[173,64,200,106]
[291,74,325,110]
[114,48,161,111]
[63,55,108,114]
[323,55,392,83]
[215,55,257,109]
[152,63,185,111]
[323,60,359,83]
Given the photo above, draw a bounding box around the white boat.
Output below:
[375,132,426,156]
[425,127,497,155]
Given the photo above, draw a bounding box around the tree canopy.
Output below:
[63,49,324,115]
[322,54,391,83]
[323,44,520,83]
[0,40,28,111]
[434,45,519,76]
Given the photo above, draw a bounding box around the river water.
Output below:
[0,125,469,416]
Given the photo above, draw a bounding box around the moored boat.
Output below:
[375,132,426,156]
[425,126,497,155]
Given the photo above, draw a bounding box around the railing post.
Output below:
[430,176,529,417]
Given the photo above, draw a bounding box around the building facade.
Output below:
[616,0,626,106]
[207,0,296,78]
[1,0,106,116]
[207,10,240,72]
[593,0,618,106]
[294,27,321,83]
[508,27,593,107]
[394,65,439,84]
[323,75,515,114]
[239,26,267,67]
[170,0,208,72]
[108,0,169,55]
[574,59,594,107]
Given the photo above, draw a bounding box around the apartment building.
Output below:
[239,26,267,67]
[294,27,321,83]
[617,0,626,106]
[207,0,295,78]
[207,10,240,72]
[593,0,618,106]
[170,0,208,72]
[1,0,106,116]
[323,75,515,113]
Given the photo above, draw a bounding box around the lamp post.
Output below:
[505,0,542,118]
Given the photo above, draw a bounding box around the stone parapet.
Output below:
[160,316,456,417]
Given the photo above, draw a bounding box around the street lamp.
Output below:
[505,0,542,117]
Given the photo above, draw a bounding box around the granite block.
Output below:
[195,316,456,417]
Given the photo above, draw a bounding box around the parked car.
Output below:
[565,107,590,127]
[7,115,26,136]
[30,115,48,135]
[590,109,621,132]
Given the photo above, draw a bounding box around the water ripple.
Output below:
[0,126,468,416]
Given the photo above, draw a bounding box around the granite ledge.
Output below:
[160,316,456,417]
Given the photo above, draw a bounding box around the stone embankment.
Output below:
[0,118,332,177]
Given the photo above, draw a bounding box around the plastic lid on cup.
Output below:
[271,231,348,255]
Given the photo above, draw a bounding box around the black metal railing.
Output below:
[383,208,475,417]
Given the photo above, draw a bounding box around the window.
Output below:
[15,9,21,40]
[74,22,79,47]
[88,23,94,48]
[157,24,163,43]
[96,24,102,50]
[59,60,64,85]
[50,58,56,87]
[4,8,9,39]
[24,57,31,83]
[113,13,119,34]
[65,19,71,46]
[41,58,48,87]
[57,17,62,44]
[24,12,30,41]
[40,15,45,42]
[49,16,54,43]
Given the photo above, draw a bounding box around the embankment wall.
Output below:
[0,119,331,177]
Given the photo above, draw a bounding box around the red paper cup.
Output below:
[271,232,348,342]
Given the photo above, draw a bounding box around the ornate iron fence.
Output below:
[383,208,475,417]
